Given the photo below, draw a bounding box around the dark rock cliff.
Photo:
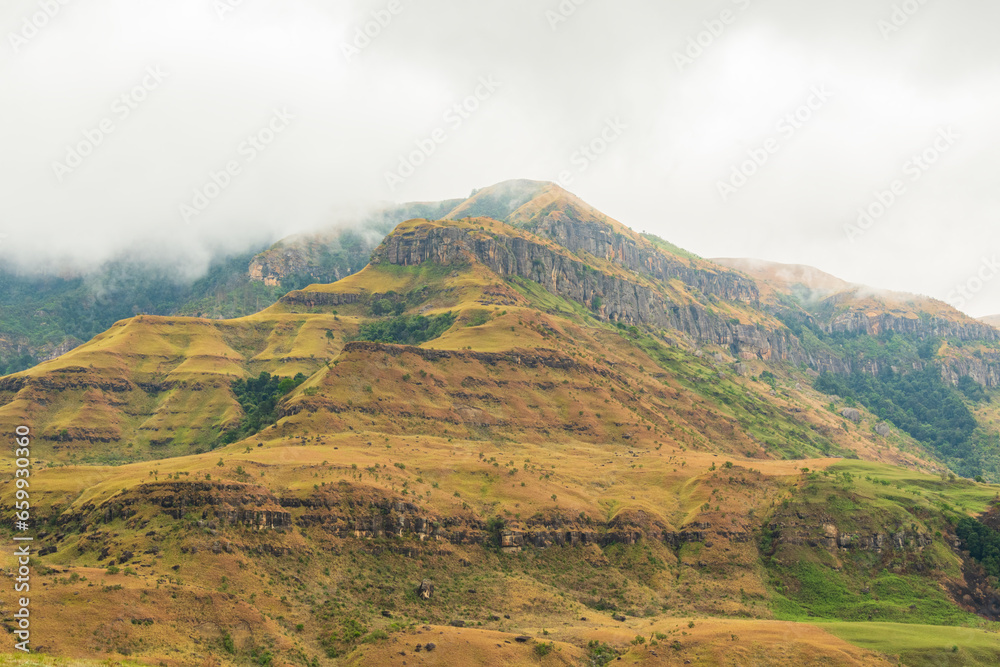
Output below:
[374,224,804,364]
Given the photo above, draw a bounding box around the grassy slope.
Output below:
[3,217,1000,665]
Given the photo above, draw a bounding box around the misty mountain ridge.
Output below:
[1,179,993,378]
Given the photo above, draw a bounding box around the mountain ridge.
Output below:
[5,181,1000,665]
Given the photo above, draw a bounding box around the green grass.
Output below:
[506,276,592,323]
[828,461,1000,513]
[764,461,1000,628]
[629,329,847,459]
[821,621,1000,666]
[640,233,702,261]
[770,561,979,626]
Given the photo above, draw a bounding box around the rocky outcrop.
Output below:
[288,484,747,551]
[841,408,862,423]
[827,307,999,343]
[373,224,800,363]
[941,351,1000,388]
[248,233,376,288]
[87,481,292,530]
[769,520,932,554]
[280,291,360,309]
[522,217,759,304]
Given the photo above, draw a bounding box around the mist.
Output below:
[1,0,998,315]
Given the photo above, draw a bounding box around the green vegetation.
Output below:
[640,232,702,261]
[956,517,1000,578]
[586,640,618,665]
[815,367,983,473]
[220,372,307,444]
[626,328,847,459]
[0,248,290,375]
[763,461,1000,627]
[534,641,554,657]
[822,622,1000,667]
[958,376,991,403]
[355,312,456,346]
[770,561,977,626]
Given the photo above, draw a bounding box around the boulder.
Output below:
[841,408,862,423]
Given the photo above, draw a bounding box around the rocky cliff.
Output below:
[827,307,999,343]
[521,216,759,304]
[373,223,802,364]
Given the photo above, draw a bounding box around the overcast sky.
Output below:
[1,0,998,315]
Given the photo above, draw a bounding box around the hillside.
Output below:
[4,182,1000,666]
[0,201,461,377]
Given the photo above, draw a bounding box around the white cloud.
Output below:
[0,0,998,315]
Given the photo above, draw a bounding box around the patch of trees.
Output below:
[0,352,37,376]
[814,367,977,461]
[355,312,456,346]
[221,372,306,445]
[957,375,990,403]
[956,517,1000,579]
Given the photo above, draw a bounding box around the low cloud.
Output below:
[0,0,996,315]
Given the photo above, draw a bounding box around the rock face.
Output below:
[85,482,292,530]
[51,478,751,556]
[841,408,862,423]
[280,291,360,309]
[370,220,1000,387]
[248,233,376,287]
[522,216,759,304]
[373,223,801,364]
[941,351,1000,388]
[247,201,461,286]
[418,580,434,600]
[769,520,932,554]
[827,306,999,343]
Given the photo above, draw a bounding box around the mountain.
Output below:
[4,181,1000,665]
[981,315,1000,329]
[246,200,464,289]
[0,200,462,376]
[0,246,284,375]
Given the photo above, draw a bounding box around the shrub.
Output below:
[534,642,554,657]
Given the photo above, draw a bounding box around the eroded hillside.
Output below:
[3,182,1000,666]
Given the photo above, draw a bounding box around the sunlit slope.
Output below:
[0,312,349,460]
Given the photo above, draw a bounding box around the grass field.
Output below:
[821,621,1000,666]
